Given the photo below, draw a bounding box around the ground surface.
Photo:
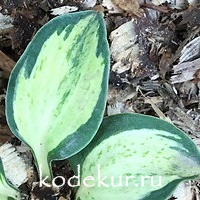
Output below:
[0,0,200,199]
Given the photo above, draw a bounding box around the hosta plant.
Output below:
[4,8,200,200]
[0,159,21,200]
[69,113,200,200]
[6,10,109,179]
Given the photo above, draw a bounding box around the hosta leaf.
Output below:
[69,113,200,200]
[6,11,109,178]
[0,159,21,200]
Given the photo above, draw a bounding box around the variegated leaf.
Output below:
[6,11,109,178]
[69,113,200,200]
[0,159,21,200]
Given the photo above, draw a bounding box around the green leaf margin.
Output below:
[0,159,21,200]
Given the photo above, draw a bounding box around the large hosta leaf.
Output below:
[69,113,200,200]
[6,11,109,178]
